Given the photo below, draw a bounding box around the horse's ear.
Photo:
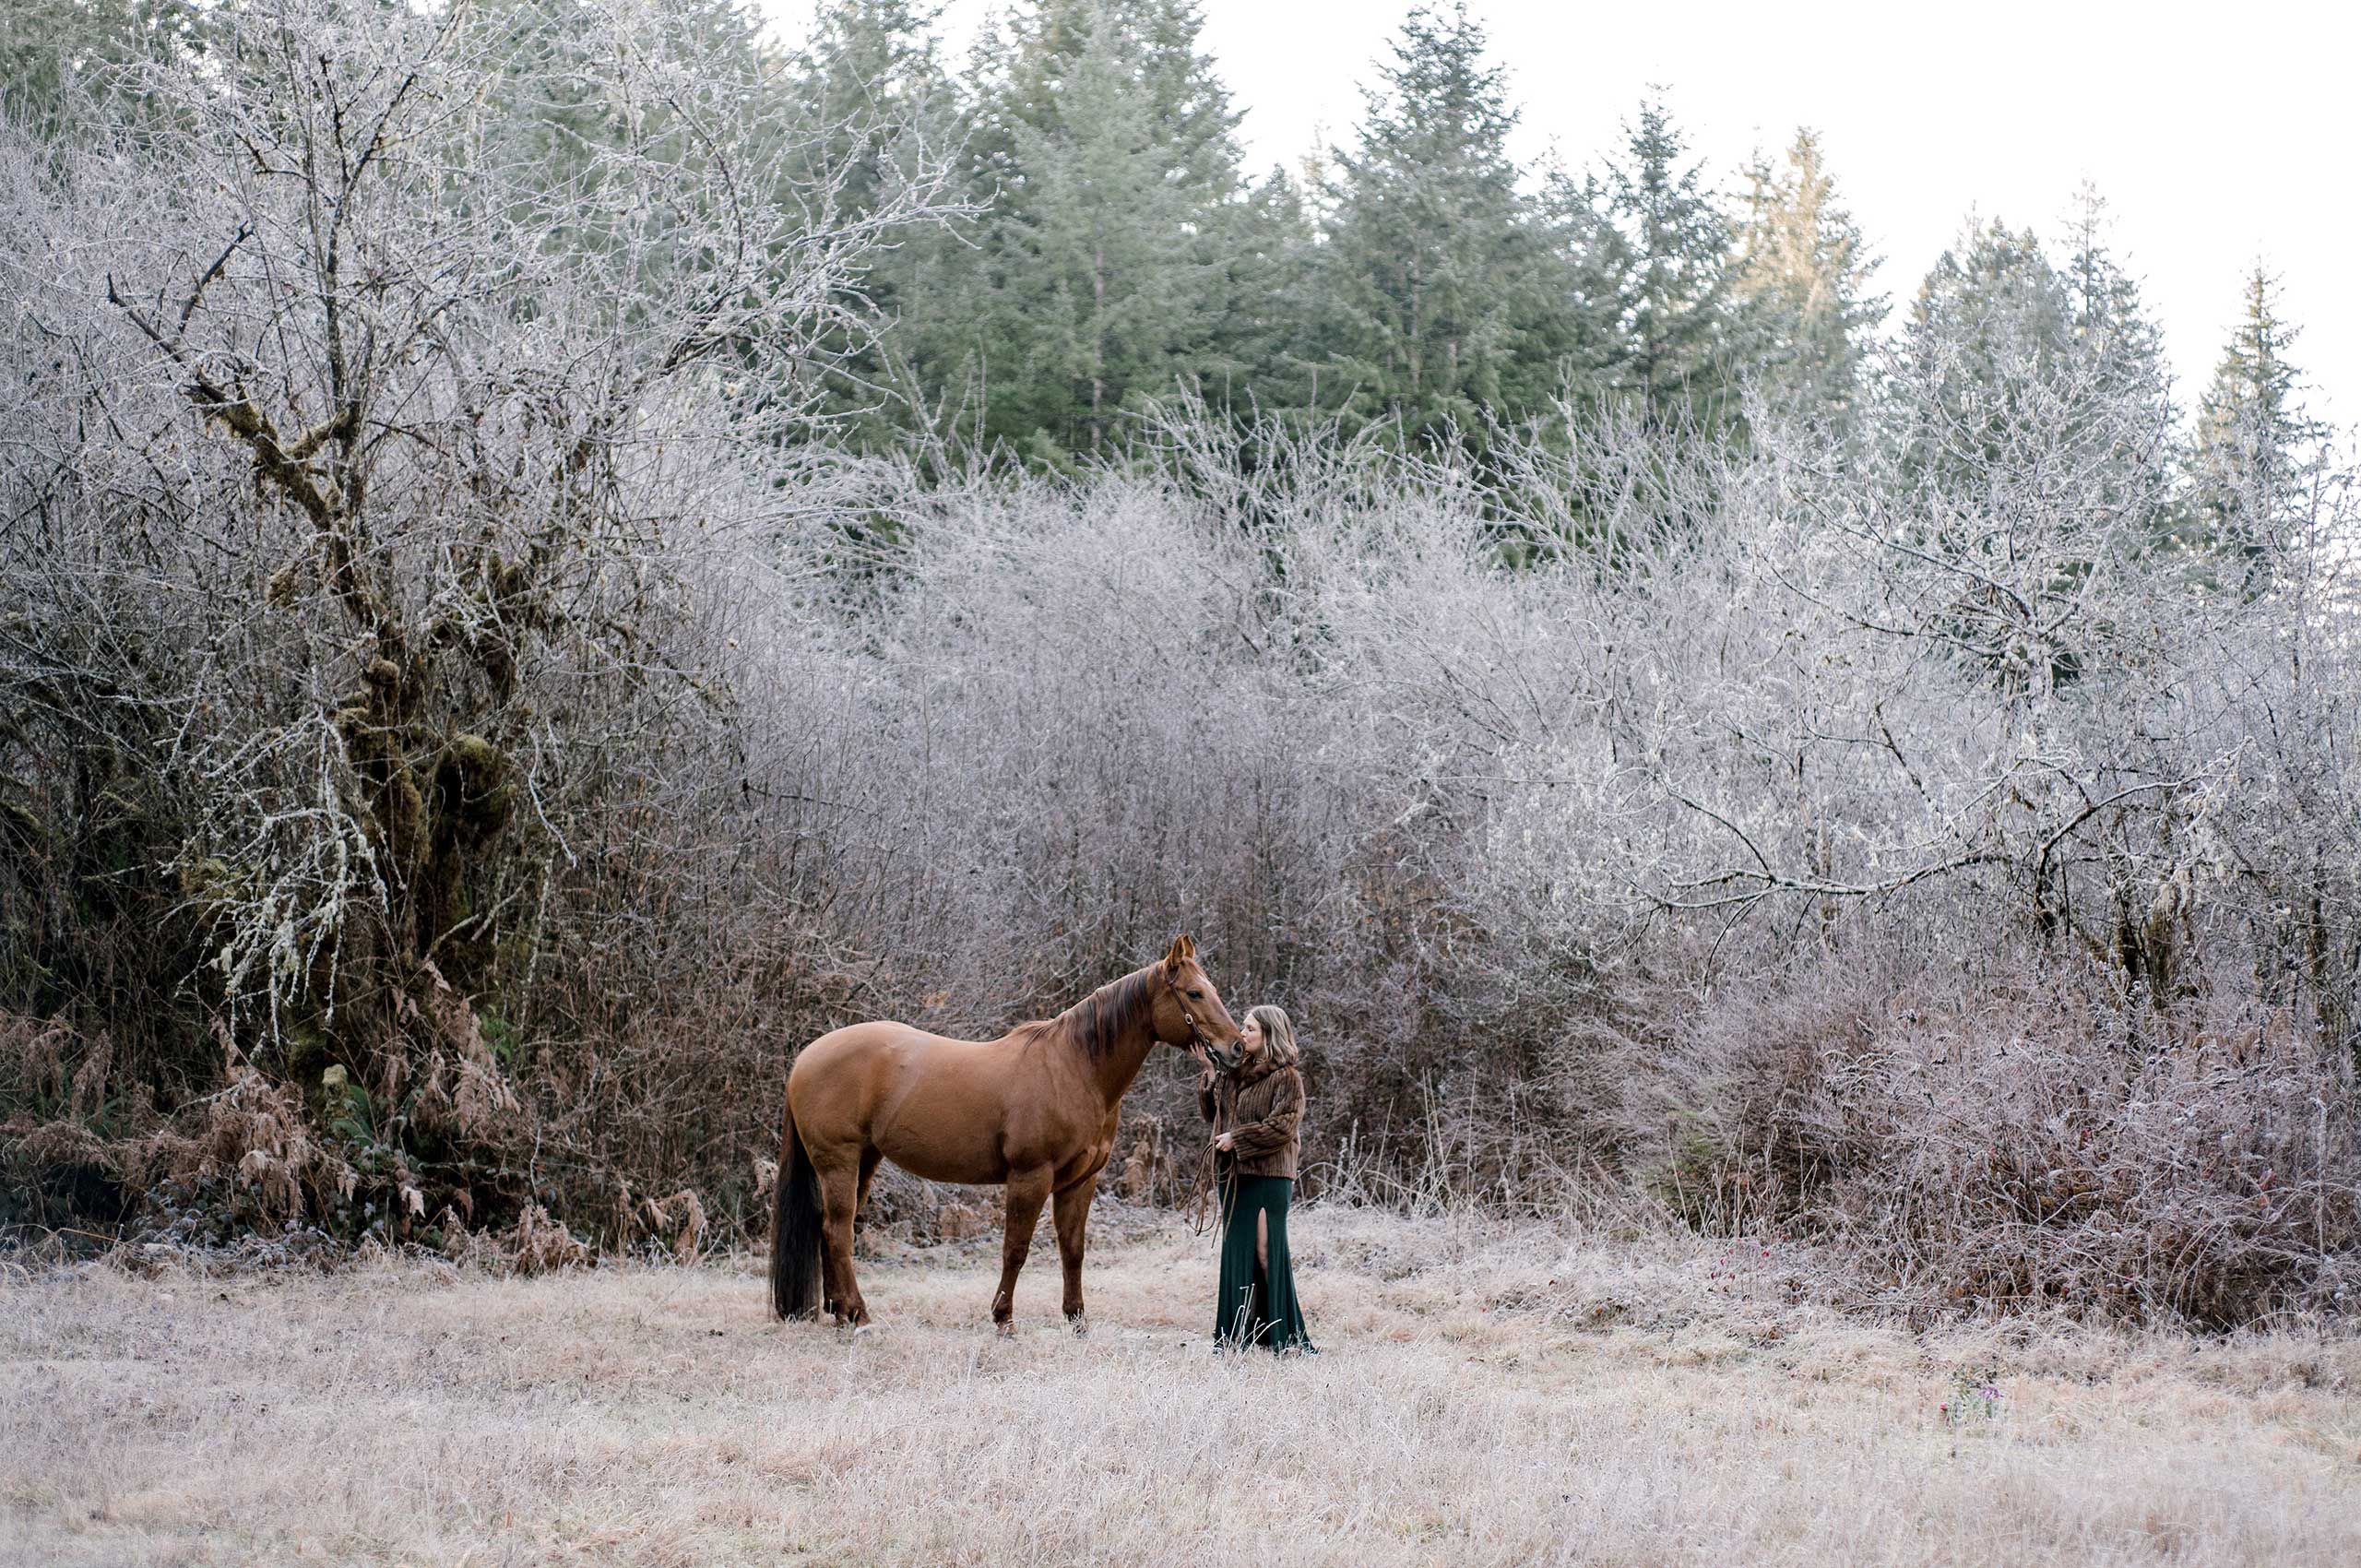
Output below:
[1164,932,1195,968]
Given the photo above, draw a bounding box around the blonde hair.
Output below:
[1247,1004,1301,1069]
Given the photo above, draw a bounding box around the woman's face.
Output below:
[1238,1016,1265,1057]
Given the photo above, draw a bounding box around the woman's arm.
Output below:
[1198,1070,1219,1125]
[1223,1069,1303,1158]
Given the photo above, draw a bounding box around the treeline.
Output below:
[3,0,2355,1324]
[852,0,2331,529]
[791,0,2326,501]
[11,1,2327,492]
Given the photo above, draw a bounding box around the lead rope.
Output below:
[1169,979,1226,1239]
[1186,1127,1225,1238]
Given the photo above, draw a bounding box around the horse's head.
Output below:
[1153,932,1241,1059]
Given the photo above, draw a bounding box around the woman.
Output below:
[1198,1004,1316,1353]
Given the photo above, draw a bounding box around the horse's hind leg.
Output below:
[818,1161,870,1328]
[991,1166,1053,1336]
[855,1146,882,1225]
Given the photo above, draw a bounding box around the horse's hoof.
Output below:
[1067,1315,1090,1337]
[994,1321,1015,1340]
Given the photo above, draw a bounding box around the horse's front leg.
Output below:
[991,1166,1054,1336]
[1052,1170,1100,1335]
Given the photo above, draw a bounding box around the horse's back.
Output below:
[788,1021,1021,1183]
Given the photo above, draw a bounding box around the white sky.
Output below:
[765,0,2359,426]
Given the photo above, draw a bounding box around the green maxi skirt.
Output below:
[1214,1172,1316,1353]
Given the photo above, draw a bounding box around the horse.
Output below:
[771,932,1241,1333]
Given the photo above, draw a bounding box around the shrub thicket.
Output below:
[4,0,2355,1327]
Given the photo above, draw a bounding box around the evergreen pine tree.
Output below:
[788,1,956,211]
[958,0,1249,463]
[1728,128,1882,423]
[781,0,969,439]
[1534,163,1633,410]
[1880,208,2188,695]
[2061,185,2165,397]
[1596,98,1736,431]
[2192,267,2325,591]
[1891,216,2070,486]
[2058,184,2177,531]
[1892,201,2174,510]
[1312,2,1570,446]
[1210,162,1322,420]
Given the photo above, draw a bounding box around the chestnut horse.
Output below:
[772,933,1240,1332]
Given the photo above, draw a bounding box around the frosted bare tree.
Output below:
[0,0,955,1215]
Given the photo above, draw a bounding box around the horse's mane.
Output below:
[1008,966,1157,1060]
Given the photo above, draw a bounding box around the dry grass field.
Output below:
[5,1206,2358,1568]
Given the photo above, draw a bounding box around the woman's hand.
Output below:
[1214,1133,1235,1153]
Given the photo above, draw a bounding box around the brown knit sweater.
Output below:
[1197,1057,1305,1182]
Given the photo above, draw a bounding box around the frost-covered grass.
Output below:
[5,1207,2357,1566]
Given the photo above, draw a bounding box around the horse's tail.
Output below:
[771,1087,824,1321]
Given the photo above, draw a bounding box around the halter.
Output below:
[1165,969,1240,1070]
[1164,970,1210,1048]
[1173,976,1225,1238]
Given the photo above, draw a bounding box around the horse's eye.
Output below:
[1188,990,1204,1001]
